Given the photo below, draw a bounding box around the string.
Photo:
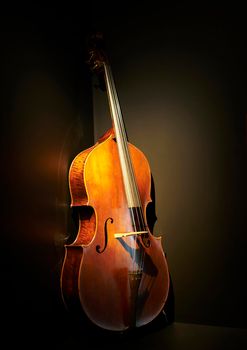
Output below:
[104,63,147,273]
[103,63,137,233]
[103,62,147,273]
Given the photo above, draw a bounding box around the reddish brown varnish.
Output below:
[60,128,170,331]
[60,33,170,331]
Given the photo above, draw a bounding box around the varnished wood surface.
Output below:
[61,129,170,331]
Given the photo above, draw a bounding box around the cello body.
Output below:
[60,35,170,331]
[61,129,170,331]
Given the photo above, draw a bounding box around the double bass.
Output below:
[60,34,170,331]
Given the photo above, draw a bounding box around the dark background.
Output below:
[0,3,246,346]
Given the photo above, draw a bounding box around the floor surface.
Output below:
[6,315,247,349]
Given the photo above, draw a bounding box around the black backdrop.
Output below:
[0,3,246,346]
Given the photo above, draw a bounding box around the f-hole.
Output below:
[96,217,113,253]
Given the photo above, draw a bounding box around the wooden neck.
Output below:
[103,62,141,209]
